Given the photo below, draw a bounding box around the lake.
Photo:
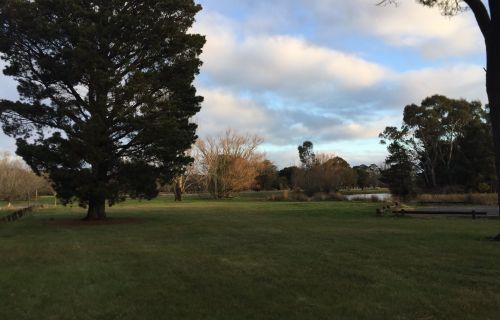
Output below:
[345,193,392,201]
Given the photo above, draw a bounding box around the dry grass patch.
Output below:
[416,193,497,205]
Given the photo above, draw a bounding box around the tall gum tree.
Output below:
[379,0,500,217]
[0,1,205,220]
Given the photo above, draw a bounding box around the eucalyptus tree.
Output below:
[380,95,494,192]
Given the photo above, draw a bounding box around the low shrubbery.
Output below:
[267,190,348,202]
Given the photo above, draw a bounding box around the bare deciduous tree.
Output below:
[195,129,264,198]
[0,152,51,207]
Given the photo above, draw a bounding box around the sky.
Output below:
[0,0,488,168]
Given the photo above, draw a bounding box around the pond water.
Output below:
[345,193,392,201]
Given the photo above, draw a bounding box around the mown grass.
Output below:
[1,195,500,320]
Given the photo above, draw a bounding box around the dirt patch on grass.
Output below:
[45,217,143,227]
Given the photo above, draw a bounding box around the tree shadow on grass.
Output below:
[44,217,144,227]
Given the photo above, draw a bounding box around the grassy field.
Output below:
[1,195,500,320]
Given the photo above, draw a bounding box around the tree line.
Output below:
[167,133,384,201]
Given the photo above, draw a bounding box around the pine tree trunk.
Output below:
[84,197,106,220]
[84,162,108,220]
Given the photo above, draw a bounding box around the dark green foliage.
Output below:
[279,166,299,189]
[354,165,370,189]
[380,95,496,194]
[353,164,382,189]
[380,141,416,198]
[0,0,205,219]
[453,109,497,191]
[254,160,281,191]
[298,141,316,169]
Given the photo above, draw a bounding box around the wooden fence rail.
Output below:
[1,205,43,223]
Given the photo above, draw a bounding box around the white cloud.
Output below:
[203,0,484,59]
[353,1,483,58]
[391,64,486,105]
[241,0,484,59]
[195,11,389,96]
[195,88,275,139]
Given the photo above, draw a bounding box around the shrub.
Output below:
[267,190,348,202]
[329,192,348,201]
[478,183,492,193]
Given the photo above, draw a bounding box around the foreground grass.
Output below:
[1,196,500,320]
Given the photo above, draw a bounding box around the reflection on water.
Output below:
[345,193,391,201]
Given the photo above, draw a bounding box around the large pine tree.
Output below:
[0,0,205,220]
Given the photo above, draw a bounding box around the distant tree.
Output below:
[254,160,280,191]
[381,143,416,198]
[368,164,383,187]
[317,155,357,193]
[403,97,446,188]
[293,169,320,196]
[354,165,371,189]
[298,141,317,169]
[196,130,264,198]
[379,128,417,198]
[354,164,382,189]
[293,152,356,196]
[279,166,300,189]
[0,1,205,220]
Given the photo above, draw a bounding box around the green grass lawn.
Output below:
[1,195,500,320]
